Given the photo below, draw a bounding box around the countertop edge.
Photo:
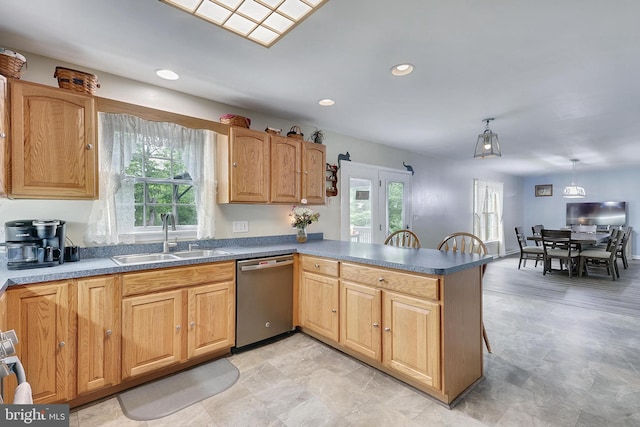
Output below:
[1,240,493,290]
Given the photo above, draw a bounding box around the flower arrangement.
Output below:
[290,201,320,230]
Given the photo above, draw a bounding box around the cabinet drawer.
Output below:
[300,255,339,277]
[341,262,439,301]
[122,262,235,296]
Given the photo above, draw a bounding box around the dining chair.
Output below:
[616,226,633,269]
[384,229,421,248]
[540,229,579,278]
[579,229,621,281]
[437,232,491,353]
[531,224,544,246]
[515,226,544,269]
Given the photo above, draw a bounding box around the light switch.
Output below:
[232,221,249,233]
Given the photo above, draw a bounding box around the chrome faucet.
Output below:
[161,213,177,253]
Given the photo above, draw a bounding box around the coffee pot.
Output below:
[5,220,66,270]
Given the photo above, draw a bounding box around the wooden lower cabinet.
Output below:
[339,282,441,389]
[5,281,74,404]
[121,262,236,379]
[77,276,121,394]
[299,270,339,342]
[382,291,441,390]
[122,289,183,379]
[299,259,478,405]
[187,282,235,358]
[340,281,381,361]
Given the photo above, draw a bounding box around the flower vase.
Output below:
[296,227,308,243]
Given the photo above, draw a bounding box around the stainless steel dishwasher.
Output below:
[236,255,294,349]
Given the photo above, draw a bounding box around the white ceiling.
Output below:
[2,0,640,176]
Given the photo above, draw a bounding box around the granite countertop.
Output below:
[0,238,492,292]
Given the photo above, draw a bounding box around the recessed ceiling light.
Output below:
[156,69,180,80]
[160,0,329,48]
[391,63,414,76]
[318,98,335,106]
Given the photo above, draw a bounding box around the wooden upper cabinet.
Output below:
[301,141,326,204]
[217,127,326,205]
[271,135,301,203]
[10,80,98,199]
[217,126,270,203]
[0,75,7,197]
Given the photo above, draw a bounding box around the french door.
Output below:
[340,162,412,244]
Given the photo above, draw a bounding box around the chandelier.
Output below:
[563,159,586,198]
[474,118,501,159]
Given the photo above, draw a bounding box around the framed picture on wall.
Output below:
[535,184,553,197]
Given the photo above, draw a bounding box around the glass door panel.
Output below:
[341,163,411,244]
[380,171,412,236]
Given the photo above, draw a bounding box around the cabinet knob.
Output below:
[106,329,112,336]
[86,144,93,150]
[190,321,196,327]
[0,132,5,138]
[378,277,385,282]
[232,162,238,167]
[331,309,337,313]
[314,263,320,268]
[176,325,181,331]
[59,341,65,348]
[384,328,391,332]
[373,323,379,328]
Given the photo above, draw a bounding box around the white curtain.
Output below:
[473,179,505,256]
[85,113,215,245]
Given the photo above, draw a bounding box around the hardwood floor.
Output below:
[484,255,640,317]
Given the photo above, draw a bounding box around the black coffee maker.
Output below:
[5,220,66,270]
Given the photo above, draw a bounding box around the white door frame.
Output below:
[340,161,412,243]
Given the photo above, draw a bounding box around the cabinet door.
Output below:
[122,289,183,379]
[77,276,121,394]
[270,135,301,203]
[230,127,270,202]
[382,291,441,390]
[187,281,235,358]
[10,80,97,199]
[0,75,7,197]
[300,271,339,341]
[6,281,73,403]
[301,141,326,204]
[340,281,381,361]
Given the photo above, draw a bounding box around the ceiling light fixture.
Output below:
[391,63,414,76]
[318,98,335,106]
[156,69,180,80]
[474,118,501,159]
[563,159,586,198]
[160,0,329,48]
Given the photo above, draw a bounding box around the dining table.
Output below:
[527,231,611,247]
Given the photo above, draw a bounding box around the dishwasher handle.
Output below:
[239,259,294,271]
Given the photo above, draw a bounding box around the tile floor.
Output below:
[69,265,640,426]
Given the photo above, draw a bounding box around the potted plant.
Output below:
[310,128,324,144]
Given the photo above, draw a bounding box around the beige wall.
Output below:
[0,51,524,252]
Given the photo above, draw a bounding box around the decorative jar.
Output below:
[296,227,308,243]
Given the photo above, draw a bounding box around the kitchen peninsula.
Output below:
[0,238,491,408]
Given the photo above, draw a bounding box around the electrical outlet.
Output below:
[232,221,249,233]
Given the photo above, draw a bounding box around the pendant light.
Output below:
[563,159,586,198]
[474,118,501,159]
